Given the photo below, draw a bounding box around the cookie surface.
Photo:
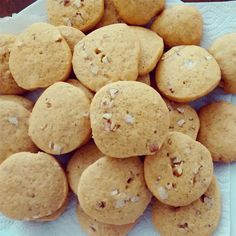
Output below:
[67,141,103,194]
[209,33,236,93]
[47,0,104,32]
[58,26,85,51]
[152,177,221,236]
[29,82,91,155]
[0,95,33,111]
[0,34,25,95]
[0,152,68,220]
[73,24,140,92]
[151,5,203,47]
[131,26,164,75]
[0,101,38,164]
[95,0,123,29]
[156,46,221,102]
[67,78,94,100]
[78,157,152,225]
[90,81,170,158]
[113,0,165,25]
[137,74,151,86]
[76,204,135,236]
[198,101,236,163]
[144,132,213,207]
[9,23,72,90]
[165,99,200,140]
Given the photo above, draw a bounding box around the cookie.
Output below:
[151,5,203,48]
[47,0,104,32]
[67,141,103,194]
[0,152,68,220]
[73,24,140,92]
[131,26,164,76]
[152,176,221,236]
[95,0,124,29]
[198,101,236,163]
[113,0,165,25]
[0,95,33,111]
[165,99,200,140]
[90,81,170,158]
[0,34,25,95]
[76,204,135,236]
[137,74,151,86]
[0,101,38,164]
[78,156,152,225]
[29,82,91,155]
[67,78,94,100]
[9,23,72,90]
[156,46,221,102]
[209,33,236,94]
[144,132,213,207]
[58,25,85,52]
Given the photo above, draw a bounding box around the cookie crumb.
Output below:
[102,113,112,120]
[176,107,185,114]
[8,116,18,126]
[115,199,125,208]
[158,187,168,200]
[124,114,135,124]
[109,88,119,98]
[177,119,186,127]
[111,189,119,196]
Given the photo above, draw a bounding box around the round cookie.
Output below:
[0,101,38,164]
[209,33,236,94]
[165,99,200,140]
[95,0,124,29]
[152,177,221,236]
[151,5,203,48]
[131,26,164,76]
[73,24,140,92]
[78,156,152,225]
[67,141,103,194]
[137,74,151,86]
[113,0,165,25]
[0,34,25,95]
[47,0,104,32]
[0,95,34,111]
[9,23,72,90]
[144,132,213,207]
[156,46,221,102]
[198,101,236,163]
[0,152,68,220]
[76,204,135,236]
[58,26,85,52]
[29,82,91,155]
[67,78,94,100]
[90,81,170,158]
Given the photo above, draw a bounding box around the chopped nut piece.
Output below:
[149,144,159,153]
[48,142,62,154]
[173,166,183,177]
[73,0,83,8]
[124,114,135,124]
[101,97,113,108]
[158,187,168,200]
[115,199,125,208]
[130,196,140,203]
[165,183,173,190]
[8,116,18,126]
[202,195,214,208]
[110,122,120,132]
[63,17,72,27]
[111,189,119,196]
[90,63,99,75]
[205,55,212,61]
[76,12,84,23]
[177,119,186,127]
[109,88,119,98]
[102,113,112,120]
[101,55,110,64]
[176,107,185,114]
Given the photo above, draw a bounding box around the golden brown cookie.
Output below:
[73,24,140,92]
[47,0,104,32]
[67,141,103,194]
[165,99,200,140]
[94,0,124,29]
[9,23,72,90]
[198,101,236,163]
[0,101,38,164]
[29,82,91,155]
[58,25,85,51]
[131,26,164,76]
[90,81,170,158]
[209,33,236,93]
[0,34,25,95]
[78,157,152,225]
[137,74,151,86]
[151,5,203,48]
[144,132,213,207]
[0,95,33,111]
[0,152,68,220]
[76,204,135,236]
[67,78,94,100]
[113,0,165,25]
[152,177,221,236]
[156,46,221,102]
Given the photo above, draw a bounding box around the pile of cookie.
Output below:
[0,0,236,235]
